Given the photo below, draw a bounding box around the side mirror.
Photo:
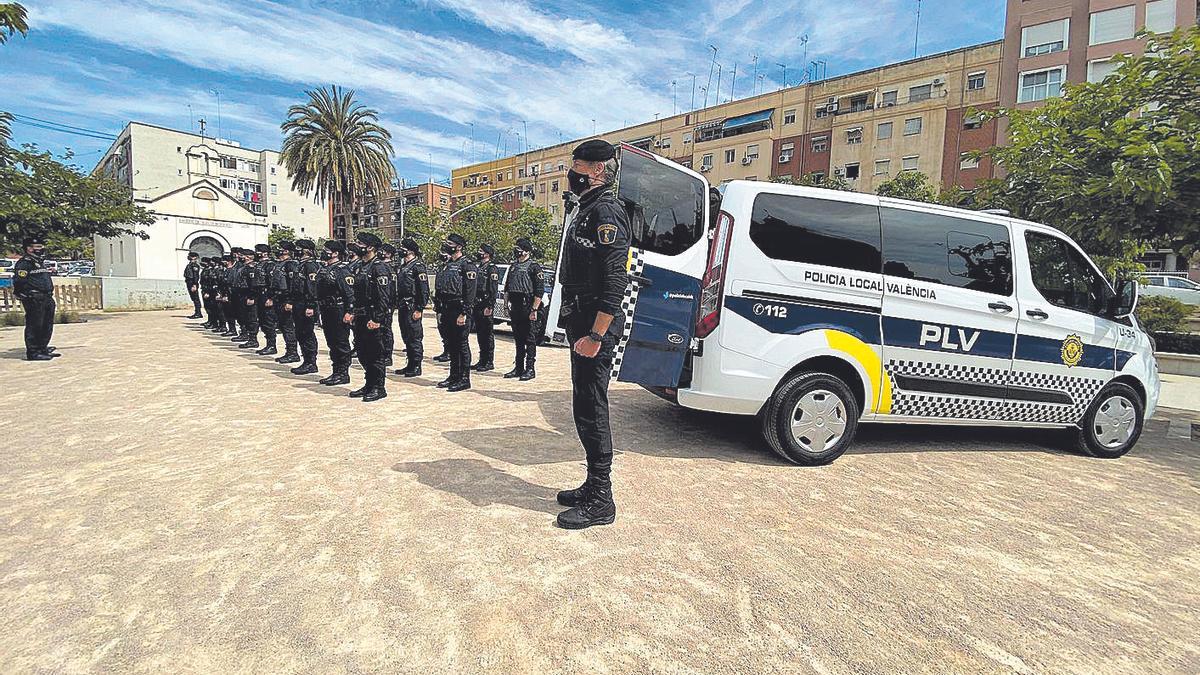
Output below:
[1109,278,1139,319]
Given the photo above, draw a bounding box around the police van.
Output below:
[548,144,1160,465]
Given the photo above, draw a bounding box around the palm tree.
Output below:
[280,86,395,238]
[0,3,28,44]
[0,111,12,147]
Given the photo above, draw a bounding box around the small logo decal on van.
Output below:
[1061,334,1084,368]
[667,333,685,345]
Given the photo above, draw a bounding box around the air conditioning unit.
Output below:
[699,166,712,173]
[833,167,845,176]
[741,157,753,165]
[778,154,793,163]
[881,101,896,108]
[826,103,839,113]
[827,96,837,104]
[932,77,945,87]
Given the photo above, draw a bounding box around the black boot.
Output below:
[239,340,260,349]
[556,478,591,507]
[319,369,348,385]
[436,377,454,388]
[447,378,471,392]
[276,350,300,364]
[433,353,451,363]
[557,480,616,530]
[362,387,388,402]
[25,352,53,361]
[398,363,422,377]
[256,344,278,356]
[503,367,523,379]
[519,366,536,381]
[349,386,368,398]
[291,362,318,375]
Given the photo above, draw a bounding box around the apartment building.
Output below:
[1002,0,1195,109]
[331,181,452,242]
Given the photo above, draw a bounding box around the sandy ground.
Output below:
[0,310,1197,674]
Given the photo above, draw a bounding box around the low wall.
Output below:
[1157,352,1200,378]
[0,277,103,312]
[101,277,192,311]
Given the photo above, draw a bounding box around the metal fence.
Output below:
[0,277,104,313]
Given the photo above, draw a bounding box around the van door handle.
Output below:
[628,273,652,286]
[988,302,1013,313]
[1026,309,1049,320]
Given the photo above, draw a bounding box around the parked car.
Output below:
[1142,274,1200,306]
[491,262,556,328]
[0,258,15,279]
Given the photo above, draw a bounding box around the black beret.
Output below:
[355,232,382,248]
[221,254,234,262]
[447,233,466,248]
[515,237,533,252]
[22,236,44,247]
[295,238,316,251]
[480,243,495,256]
[278,241,296,252]
[572,139,615,162]
[254,243,271,253]
[401,237,420,254]
[187,251,199,258]
[380,243,396,256]
[324,240,346,254]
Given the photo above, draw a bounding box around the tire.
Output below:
[760,371,860,466]
[1075,382,1144,459]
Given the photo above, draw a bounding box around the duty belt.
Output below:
[559,294,597,319]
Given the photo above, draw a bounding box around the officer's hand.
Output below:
[190,285,197,292]
[483,307,493,317]
[284,303,293,311]
[306,308,315,318]
[342,312,353,324]
[456,314,466,327]
[367,320,380,330]
[573,335,602,359]
[265,298,274,307]
[246,298,255,306]
[529,311,538,322]
[412,311,422,321]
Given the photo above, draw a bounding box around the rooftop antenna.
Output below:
[750,54,758,96]
[187,104,194,132]
[705,45,718,108]
[671,80,677,115]
[729,62,737,101]
[209,89,222,140]
[715,63,723,105]
[686,72,697,110]
[914,0,922,59]
[799,35,810,79]
[777,63,787,89]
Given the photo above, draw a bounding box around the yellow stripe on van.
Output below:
[823,329,893,415]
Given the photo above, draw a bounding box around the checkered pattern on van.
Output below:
[885,360,1105,424]
[610,248,645,380]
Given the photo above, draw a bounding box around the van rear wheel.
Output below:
[761,371,860,466]
[1075,382,1144,459]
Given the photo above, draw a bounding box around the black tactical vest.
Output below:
[506,259,535,295]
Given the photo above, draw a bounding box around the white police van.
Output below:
[548,144,1160,465]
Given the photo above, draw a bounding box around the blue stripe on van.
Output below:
[724,295,881,343]
[1015,334,1114,370]
[881,316,1014,359]
[1116,350,1135,370]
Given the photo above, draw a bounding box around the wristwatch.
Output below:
[588,330,604,343]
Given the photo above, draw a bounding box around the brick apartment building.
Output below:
[331,181,452,242]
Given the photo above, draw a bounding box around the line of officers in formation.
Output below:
[186,233,546,402]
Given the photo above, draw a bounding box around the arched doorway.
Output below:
[189,235,224,258]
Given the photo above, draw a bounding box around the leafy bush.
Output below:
[56,310,85,324]
[1136,295,1190,333]
[0,311,22,326]
[1152,332,1200,355]
[1,310,87,325]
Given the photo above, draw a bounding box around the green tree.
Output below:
[769,172,853,191]
[0,145,155,252]
[279,86,396,236]
[876,171,939,202]
[45,232,94,260]
[0,3,27,44]
[267,225,296,248]
[978,27,1200,262]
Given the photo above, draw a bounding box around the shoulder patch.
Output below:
[17,270,28,278]
[418,273,428,281]
[308,273,317,281]
[378,276,389,285]
[466,271,477,280]
[490,273,498,280]
[597,223,619,245]
[345,275,355,286]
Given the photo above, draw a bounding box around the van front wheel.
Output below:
[1075,382,1144,459]
[761,372,860,466]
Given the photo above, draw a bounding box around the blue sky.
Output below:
[2,0,1005,185]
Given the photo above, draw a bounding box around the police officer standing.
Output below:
[503,237,545,381]
[394,237,429,377]
[316,241,355,385]
[184,251,203,319]
[253,243,278,355]
[434,234,478,392]
[230,248,255,346]
[12,236,59,361]
[377,243,398,369]
[218,253,237,336]
[347,232,393,402]
[471,243,500,372]
[290,239,322,375]
[271,242,300,363]
[554,140,630,530]
[432,249,452,364]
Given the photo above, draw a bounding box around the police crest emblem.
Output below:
[597,223,618,245]
[1061,334,1084,368]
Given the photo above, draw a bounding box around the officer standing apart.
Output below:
[12,237,59,361]
[434,234,478,392]
[271,242,300,363]
[347,232,393,402]
[316,240,355,386]
[290,239,322,375]
[394,237,429,377]
[471,243,500,372]
[504,237,545,382]
[184,251,202,319]
[554,140,630,530]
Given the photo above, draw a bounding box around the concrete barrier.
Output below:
[1156,352,1200,377]
[101,277,192,311]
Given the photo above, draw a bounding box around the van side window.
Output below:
[881,208,1013,295]
[617,150,705,256]
[748,194,882,273]
[1025,232,1110,314]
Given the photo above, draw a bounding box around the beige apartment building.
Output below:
[331,181,452,242]
[95,122,330,241]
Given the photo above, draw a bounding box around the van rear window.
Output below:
[748,194,882,273]
[617,151,705,257]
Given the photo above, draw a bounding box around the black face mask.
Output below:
[441,244,456,255]
[512,248,522,260]
[439,252,450,262]
[320,251,333,261]
[567,169,592,195]
[31,248,46,258]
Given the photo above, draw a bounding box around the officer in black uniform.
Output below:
[271,242,300,363]
[235,247,262,349]
[12,237,59,361]
[316,240,355,385]
[377,243,398,369]
[471,243,500,372]
[218,253,237,336]
[229,248,252,344]
[554,140,630,530]
[290,239,322,375]
[432,250,452,364]
[394,237,429,377]
[347,232,393,402]
[184,251,202,319]
[504,237,546,381]
[253,243,278,355]
[199,258,214,328]
[434,233,478,392]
